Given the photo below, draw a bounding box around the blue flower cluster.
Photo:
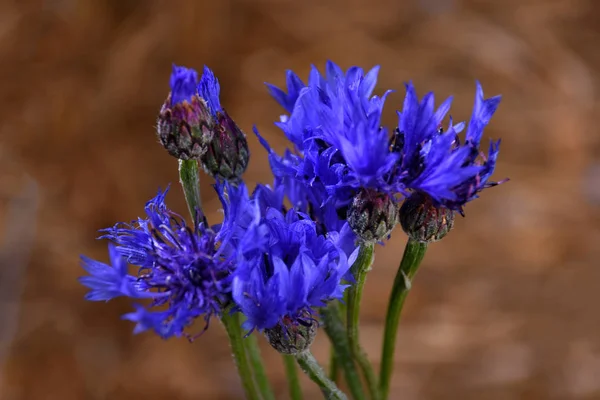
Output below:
[81,180,357,337]
[80,61,504,341]
[262,61,503,217]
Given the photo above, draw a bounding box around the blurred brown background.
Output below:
[1,0,599,399]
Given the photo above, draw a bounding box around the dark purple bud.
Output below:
[200,110,249,182]
[399,191,455,243]
[157,65,215,160]
[347,188,398,242]
[265,314,318,355]
[157,94,215,160]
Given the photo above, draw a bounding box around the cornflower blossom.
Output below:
[216,181,359,334]
[80,188,234,339]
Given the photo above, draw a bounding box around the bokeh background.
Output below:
[1,0,599,399]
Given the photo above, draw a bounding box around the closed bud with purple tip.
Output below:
[197,66,249,182]
[202,110,250,182]
[157,65,215,160]
[399,191,455,243]
[347,188,398,242]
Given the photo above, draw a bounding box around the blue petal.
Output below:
[265,70,306,113]
[198,65,222,116]
[465,81,501,146]
[170,64,198,106]
[79,244,144,301]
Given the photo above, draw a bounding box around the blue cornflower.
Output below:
[254,128,359,252]
[263,61,398,198]
[216,181,359,333]
[255,61,406,247]
[392,81,505,213]
[80,188,233,339]
[169,64,199,106]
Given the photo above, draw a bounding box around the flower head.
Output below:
[266,61,398,197]
[392,81,505,213]
[80,188,233,339]
[256,61,405,248]
[217,181,358,334]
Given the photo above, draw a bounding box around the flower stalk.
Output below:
[221,312,261,400]
[379,239,427,399]
[179,156,264,399]
[346,243,380,400]
[328,350,339,382]
[246,333,275,400]
[321,304,366,400]
[178,159,202,221]
[283,354,303,400]
[296,350,347,400]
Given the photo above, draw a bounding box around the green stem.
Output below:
[178,159,202,221]
[283,355,303,400]
[296,351,347,400]
[178,159,263,398]
[379,239,427,399]
[221,312,260,400]
[246,333,275,400]
[321,304,367,400]
[328,349,338,382]
[346,243,380,400]
[329,298,347,383]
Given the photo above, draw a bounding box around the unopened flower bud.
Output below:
[195,66,249,182]
[399,191,455,243]
[157,65,214,160]
[200,110,249,182]
[347,189,398,242]
[265,315,318,355]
